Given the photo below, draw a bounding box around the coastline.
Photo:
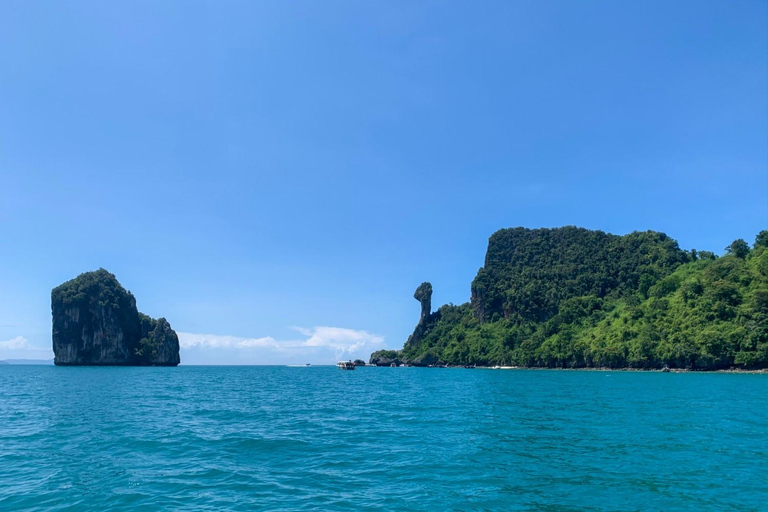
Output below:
[471,366,768,374]
[375,364,768,374]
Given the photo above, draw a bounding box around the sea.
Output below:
[0,365,766,511]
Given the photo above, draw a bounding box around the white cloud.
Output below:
[178,332,278,349]
[291,326,385,353]
[0,336,51,361]
[236,337,278,348]
[0,336,29,349]
[177,326,387,365]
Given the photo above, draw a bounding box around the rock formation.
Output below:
[138,314,181,366]
[368,282,443,366]
[404,282,439,351]
[51,269,180,366]
[368,350,404,366]
[414,282,432,324]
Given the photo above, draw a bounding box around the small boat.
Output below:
[337,361,355,370]
[662,365,670,373]
[390,362,396,367]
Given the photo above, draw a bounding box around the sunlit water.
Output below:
[0,366,766,511]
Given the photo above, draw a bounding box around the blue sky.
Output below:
[0,1,765,364]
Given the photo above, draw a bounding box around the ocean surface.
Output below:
[0,366,766,511]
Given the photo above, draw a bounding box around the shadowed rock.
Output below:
[51,269,180,366]
[404,282,437,351]
[368,350,403,366]
[414,282,432,323]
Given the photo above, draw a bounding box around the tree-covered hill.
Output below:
[370,227,767,370]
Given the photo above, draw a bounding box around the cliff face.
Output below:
[470,227,688,323]
[52,269,180,366]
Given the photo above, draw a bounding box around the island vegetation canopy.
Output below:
[371,227,768,370]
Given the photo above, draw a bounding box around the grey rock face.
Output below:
[51,269,180,366]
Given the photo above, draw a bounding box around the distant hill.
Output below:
[371,227,768,370]
[0,359,54,365]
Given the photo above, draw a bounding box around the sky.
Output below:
[0,1,766,364]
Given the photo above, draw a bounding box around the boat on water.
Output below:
[337,361,356,370]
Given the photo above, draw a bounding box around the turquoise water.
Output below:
[0,366,766,511]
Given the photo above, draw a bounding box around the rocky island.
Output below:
[52,269,180,366]
[371,226,768,370]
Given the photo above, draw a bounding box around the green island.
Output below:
[51,269,180,366]
[370,227,768,370]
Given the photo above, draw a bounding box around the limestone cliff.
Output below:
[369,226,768,369]
[404,282,438,350]
[51,269,180,366]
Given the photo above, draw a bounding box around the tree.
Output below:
[755,230,768,249]
[725,239,749,259]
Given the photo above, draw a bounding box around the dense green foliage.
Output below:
[471,227,689,323]
[136,313,172,360]
[396,228,768,370]
[52,268,137,313]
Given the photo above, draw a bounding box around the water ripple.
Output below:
[0,366,766,511]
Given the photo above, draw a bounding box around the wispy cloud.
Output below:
[0,336,29,349]
[291,326,384,353]
[178,332,278,349]
[177,326,387,365]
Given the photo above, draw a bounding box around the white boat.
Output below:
[337,361,355,370]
